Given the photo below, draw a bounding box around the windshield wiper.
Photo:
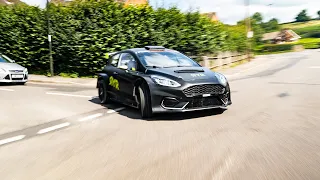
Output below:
[163,65,193,68]
[146,65,162,68]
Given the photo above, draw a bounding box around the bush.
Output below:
[254,44,294,53]
[294,25,320,38]
[294,38,320,49]
[0,0,246,76]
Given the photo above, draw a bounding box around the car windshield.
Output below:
[0,54,13,63]
[137,51,199,68]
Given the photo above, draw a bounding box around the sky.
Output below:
[21,0,320,25]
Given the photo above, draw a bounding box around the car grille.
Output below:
[9,70,23,73]
[12,78,24,80]
[185,96,223,109]
[183,84,225,97]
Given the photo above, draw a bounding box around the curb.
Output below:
[28,79,96,87]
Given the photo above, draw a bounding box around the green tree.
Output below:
[318,10,320,19]
[262,18,280,32]
[252,12,263,24]
[295,9,311,22]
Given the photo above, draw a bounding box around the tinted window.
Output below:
[137,51,199,68]
[118,53,137,70]
[110,53,120,67]
[0,54,12,63]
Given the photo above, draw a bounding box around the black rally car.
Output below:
[97,46,232,118]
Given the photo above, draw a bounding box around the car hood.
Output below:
[146,66,221,83]
[0,62,25,70]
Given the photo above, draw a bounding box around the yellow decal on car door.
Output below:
[109,76,119,90]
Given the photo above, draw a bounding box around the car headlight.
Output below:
[0,68,6,73]
[215,73,227,86]
[151,75,181,87]
[24,68,28,73]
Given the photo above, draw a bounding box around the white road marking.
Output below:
[0,135,26,146]
[309,66,320,69]
[0,88,14,92]
[79,113,103,122]
[107,107,126,114]
[46,92,94,98]
[27,81,95,87]
[37,122,70,134]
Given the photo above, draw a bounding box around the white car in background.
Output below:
[0,53,28,85]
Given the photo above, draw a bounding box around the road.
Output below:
[0,50,320,180]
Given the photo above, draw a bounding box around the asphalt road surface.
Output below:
[0,50,320,180]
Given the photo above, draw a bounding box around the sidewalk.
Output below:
[28,74,97,87]
[27,55,269,86]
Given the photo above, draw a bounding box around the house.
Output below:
[0,0,21,5]
[202,12,219,22]
[123,0,147,6]
[49,0,148,6]
[262,29,301,44]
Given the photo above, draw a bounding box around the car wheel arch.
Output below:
[97,73,109,88]
[133,78,151,103]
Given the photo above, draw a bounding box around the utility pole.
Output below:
[46,0,54,77]
[245,0,252,61]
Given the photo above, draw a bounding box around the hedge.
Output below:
[254,38,320,55]
[293,38,320,49]
[254,44,294,53]
[0,0,246,76]
[294,25,320,38]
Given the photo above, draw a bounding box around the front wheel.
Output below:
[138,82,153,119]
[98,79,109,104]
[16,82,26,85]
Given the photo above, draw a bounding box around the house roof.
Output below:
[285,29,301,40]
[262,29,301,41]
[262,32,280,41]
[123,0,147,6]
[202,12,218,21]
[0,0,20,5]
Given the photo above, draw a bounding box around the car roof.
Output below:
[123,48,178,53]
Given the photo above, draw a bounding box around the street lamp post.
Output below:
[245,0,252,61]
[46,0,54,77]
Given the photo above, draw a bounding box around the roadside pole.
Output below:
[245,0,252,61]
[46,0,54,77]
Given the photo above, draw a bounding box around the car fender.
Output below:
[96,73,109,88]
[132,76,153,104]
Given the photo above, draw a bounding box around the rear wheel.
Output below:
[98,79,109,104]
[138,82,153,119]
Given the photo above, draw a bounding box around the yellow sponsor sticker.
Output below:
[109,76,120,90]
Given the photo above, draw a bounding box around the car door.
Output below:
[104,53,124,100]
[116,52,139,105]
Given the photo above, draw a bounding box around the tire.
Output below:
[98,79,109,104]
[138,82,153,119]
[16,82,26,85]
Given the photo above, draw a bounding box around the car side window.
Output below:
[110,54,120,67]
[118,53,137,71]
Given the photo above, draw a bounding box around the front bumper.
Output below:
[149,82,232,113]
[0,72,28,83]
